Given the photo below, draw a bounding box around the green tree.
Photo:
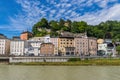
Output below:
[66,19,72,31]
[71,21,80,33]
[49,20,60,31]
[32,18,120,39]
[78,21,88,33]
[59,18,65,27]
[40,18,49,28]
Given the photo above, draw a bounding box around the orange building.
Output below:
[20,31,33,40]
[40,43,54,56]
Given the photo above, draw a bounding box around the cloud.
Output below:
[0,0,119,38]
[8,0,120,33]
[73,4,120,25]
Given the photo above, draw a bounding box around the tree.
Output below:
[78,21,88,33]
[32,18,120,39]
[49,20,60,31]
[59,18,65,27]
[66,19,72,31]
[71,21,80,33]
[40,18,49,29]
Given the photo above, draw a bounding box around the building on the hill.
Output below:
[20,31,33,40]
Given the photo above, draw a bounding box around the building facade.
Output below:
[10,40,27,56]
[29,35,50,43]
[0,39,10,56]
[74,38,89,56]
[98,43,107,55]
[24,40,41,56]
[58,37,75,55]
[50,38,58,55]
[20,31,33,40]
[40,43,54,56]
[88,38,97,55]
[97,39,116,56]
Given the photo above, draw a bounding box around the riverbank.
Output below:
[9,59,120,66]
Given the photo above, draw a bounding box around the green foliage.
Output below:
[49,20,60,31]
[32,18,120,40]
[50,31,59,37]
[68,58,81,62]
[71,21,80,33]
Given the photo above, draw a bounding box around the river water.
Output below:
[0,65,120,80]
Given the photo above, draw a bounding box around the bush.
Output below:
[68,58,81,62]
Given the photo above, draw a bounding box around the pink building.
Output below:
[74,37,97,56]
[74,38,89,55]
[88,37,97,55]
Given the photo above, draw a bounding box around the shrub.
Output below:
[68,58,81,62]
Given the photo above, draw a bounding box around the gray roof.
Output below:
[0,34,7,39]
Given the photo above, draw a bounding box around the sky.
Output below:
[0,0,120,38]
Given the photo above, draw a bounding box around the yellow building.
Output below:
[58,37,75,55]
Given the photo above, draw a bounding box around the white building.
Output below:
[0,39,10,55]
[24,35,50,56]
[98,43,107,55]
[10,40,27,56]
[24,41,41,56]
[50,38,59,55]
[29,35,50,43]
[98,43,116,56]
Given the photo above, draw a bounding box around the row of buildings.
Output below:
[1,31,116,57]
